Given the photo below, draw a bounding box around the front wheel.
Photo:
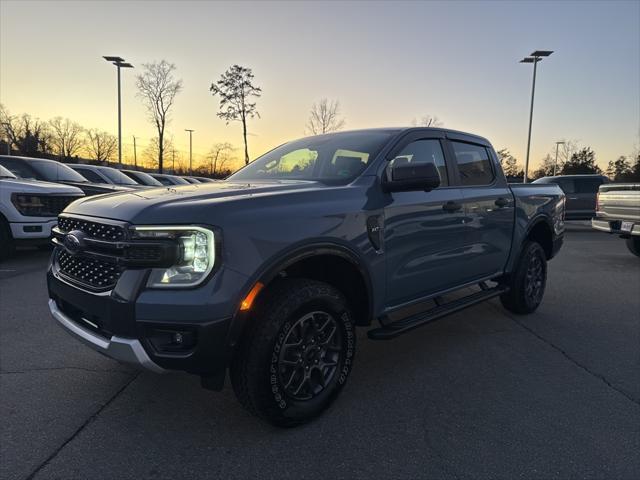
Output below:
[625,237,640,258]
[0,217,15,262]
[231,279,356,427]
[500,241,547,314]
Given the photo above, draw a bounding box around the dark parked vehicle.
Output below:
[150,173,190,186]
[591,183,640,257]
[0,156,132,196]
[121,169,164,187]
[47,128,565,426]
[69,164,147,189]
[533,174,608,220]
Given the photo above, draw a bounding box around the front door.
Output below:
[383,138,467,307]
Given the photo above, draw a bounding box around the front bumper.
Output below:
[591,218,639,236]
[49,299,164,373]
[10,218,58,241]
[47,261,249,377]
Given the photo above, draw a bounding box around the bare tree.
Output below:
[306,98,346,135]
[49,117,85,159]
[86,129,117,163]
[210,65,261,165]
[549,139,579,172]
[207,142,235,176]
[1,105,53,156]
[411,115,443,127]
[136,61,183,173]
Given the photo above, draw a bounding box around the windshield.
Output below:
[228,131,393,183]
[129,170,163,186]
[0,165,16,179]
[30,159,89,182]
[99,167,139,185]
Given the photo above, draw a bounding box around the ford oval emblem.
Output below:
[63,230,85,254]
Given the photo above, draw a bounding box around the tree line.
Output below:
[498,143,640,182]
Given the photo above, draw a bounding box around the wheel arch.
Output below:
[226,241,374,347]
[525,217,554,259]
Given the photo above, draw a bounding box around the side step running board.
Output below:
[367,286,508,340]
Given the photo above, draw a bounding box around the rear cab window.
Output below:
[450,141,495,186]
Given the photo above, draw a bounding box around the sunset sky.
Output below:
[1,0,639,172]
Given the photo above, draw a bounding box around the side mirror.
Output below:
[384,162,441,192]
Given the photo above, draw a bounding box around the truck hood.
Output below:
[64,180,326,222]
[0,177,84,195]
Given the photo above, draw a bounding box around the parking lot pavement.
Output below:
[1,227,639,480]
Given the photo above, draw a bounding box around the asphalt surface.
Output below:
[1,224,639,480]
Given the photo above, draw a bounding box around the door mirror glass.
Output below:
[385,162,441,192]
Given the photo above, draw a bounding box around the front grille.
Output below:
[58,217,125,241]
[55,215,128,291]
[41,196,81,216]
[57,250,123,290]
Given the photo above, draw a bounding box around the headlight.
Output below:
[11,193,47,216]
[132,226,216,288]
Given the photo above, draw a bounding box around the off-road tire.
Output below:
[0,217,14,262]
[231,278,356,427]
[500,241,547,314]
[625,237,640,258]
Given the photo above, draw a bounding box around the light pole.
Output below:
[553,141,565,176]
[520,50,553,183]
[133,136,138,169]
[103,56,134,167]
[185,129,194,174]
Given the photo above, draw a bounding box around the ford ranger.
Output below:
[47,128,565,426]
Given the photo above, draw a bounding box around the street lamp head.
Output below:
[556,141,565,145]
[119,63,134,68]
[103,56,124,63]
[520,57,541,63]
[531,50,553,57]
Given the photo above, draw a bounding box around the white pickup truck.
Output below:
[591,183,640,257]
[0,164,84,260]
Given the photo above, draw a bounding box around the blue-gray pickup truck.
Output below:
[47,128,565,426]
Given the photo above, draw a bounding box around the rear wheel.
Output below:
[500,241,547,314]
[231,279,356,427]
[626,237,640,257]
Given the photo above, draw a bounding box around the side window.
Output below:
[554,179,575,194]
[74,168,106,183]
[390,139,448,186]
[450,141,495,186]
[575,178,602,194]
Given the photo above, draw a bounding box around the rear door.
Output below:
[383,135,467,307]
[447,138,514,280]
[553,178,577,215]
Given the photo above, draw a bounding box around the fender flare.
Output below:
[225,240,375,347]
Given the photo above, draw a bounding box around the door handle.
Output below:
[568,197,578,200]
[494,197,510,208]
[442,201,462,212]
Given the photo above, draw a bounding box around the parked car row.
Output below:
[0,155,218,259]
